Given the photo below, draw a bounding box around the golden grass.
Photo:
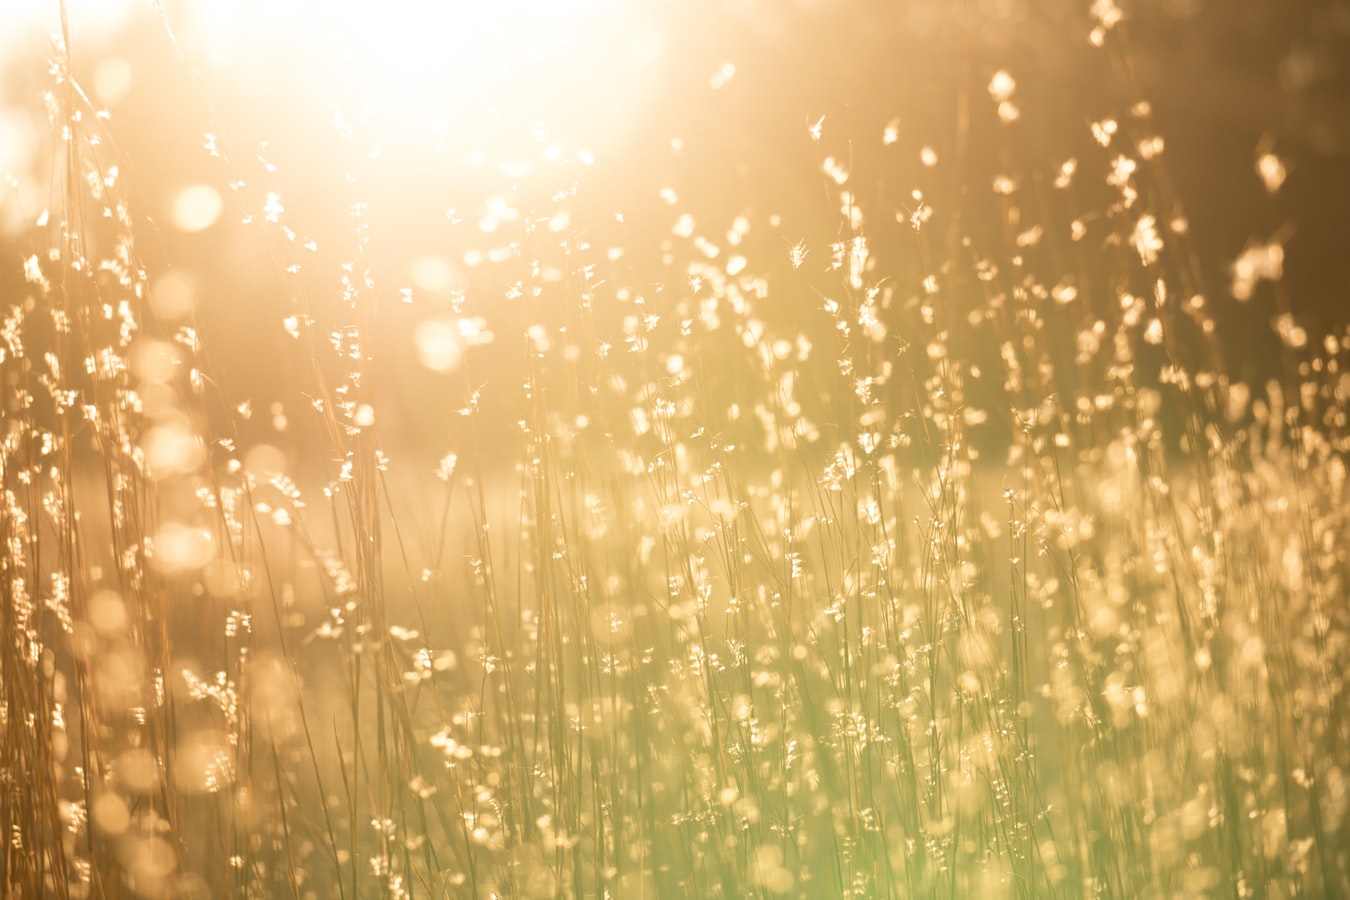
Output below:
[3,4,1348,898]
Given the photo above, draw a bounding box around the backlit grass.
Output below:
[2,3,1348,898]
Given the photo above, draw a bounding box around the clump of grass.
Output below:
[3,3,1348,898]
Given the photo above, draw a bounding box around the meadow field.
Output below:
[2,1,1348,897]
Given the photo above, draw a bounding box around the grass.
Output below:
[2,3,1348,898]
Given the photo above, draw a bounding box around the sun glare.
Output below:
[174,0,656,152]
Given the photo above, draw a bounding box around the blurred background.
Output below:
[2,0,1349,453]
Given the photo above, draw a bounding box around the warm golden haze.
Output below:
[2,1,1348,898]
